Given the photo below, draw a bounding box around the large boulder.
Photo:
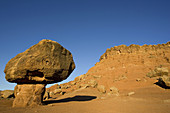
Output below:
[4,39,75,84]
[4,39,75,107]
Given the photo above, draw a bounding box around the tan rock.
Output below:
[60,85,70,89]
[13,84,46,107]
[4,39,75,107]
[88,80,98,88]
[49,92,54,97]
[43,90,50,100]
[97,85,106,93]
[147,67,169,78]
[70,81,76,86]
[127,92,135,96]
[1,90,14,98]
[80,84,89,89]
[155,67,169,76]
[4,39,75,84]
[74,74,86,82]
[53,89,62,94]
[136,78,141,82]
[110,86,119,96]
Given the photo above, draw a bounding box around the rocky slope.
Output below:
[48,42,170,98]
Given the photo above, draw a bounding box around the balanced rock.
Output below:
[4,39,75,107]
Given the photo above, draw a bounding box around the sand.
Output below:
[1,84,170,113]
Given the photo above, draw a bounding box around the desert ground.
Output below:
[0,84,170,113]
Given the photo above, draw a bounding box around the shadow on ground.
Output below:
[154,81,170,89]
[43,95,97,105]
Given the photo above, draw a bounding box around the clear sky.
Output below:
[0,0,169,90]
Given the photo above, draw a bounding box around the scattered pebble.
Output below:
[100,97,106,99]
[127,92,135,96]
[136,78,141,82]
[48,104,54,106]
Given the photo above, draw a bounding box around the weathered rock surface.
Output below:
[97,85,106,93]
[0,90,14,98]
[88,80,98,88]
[100,42,170,61]
[53,89,62,94]
[147,67,169,78]
[146,66,170,88]
[13,84,45,107]
[4,39,75,84]
[43,90,50,100]
[48,41,170,96]
[110,86,119,96]
[4,39,75,107]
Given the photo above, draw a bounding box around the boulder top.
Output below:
[4,39,75,84]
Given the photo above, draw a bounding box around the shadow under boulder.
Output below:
[155,76,170,89]
[43,95,97,105]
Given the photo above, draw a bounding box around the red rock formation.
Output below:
[48,42,170,96]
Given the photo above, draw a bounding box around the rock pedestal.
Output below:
[4,39,75,107]
[13,84,46,107]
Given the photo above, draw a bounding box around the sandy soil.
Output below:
[1,84,170,113]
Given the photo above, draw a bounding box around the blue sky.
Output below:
[0,0,169,90]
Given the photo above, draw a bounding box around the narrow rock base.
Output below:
[13,84,46,107]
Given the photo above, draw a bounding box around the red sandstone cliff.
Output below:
[48,42,170,97]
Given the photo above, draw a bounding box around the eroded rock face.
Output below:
[13,84,45,107]
[100,42,170,61]
[4,39,75,84]
[48,41,170,95]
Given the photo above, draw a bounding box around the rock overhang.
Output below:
[4,39,75,84]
